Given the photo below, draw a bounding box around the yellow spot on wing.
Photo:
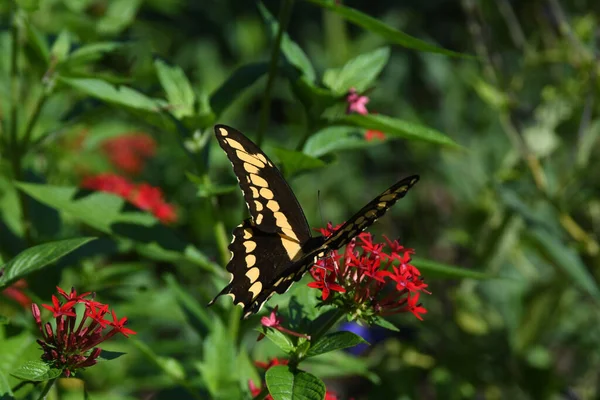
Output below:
[219,127,229,136]
[243,229,252,239]
[246,254,256,268]
[246,267,260,283]
[249,281,263,299]
[256,214,263,224]
[225,138,245,151]
[380,194,397,202]
[244,241,257,252]
[250,186,259,198]
[279,233,302,259]
[236,150,265,168]
[378,202,386,208]
[254,200,263,211]
[250,174,268,187]
[266,200,280,211]
[255,153,268,164]
[244,163,260,174]
[259,188,274,199]
[274,212,292,229]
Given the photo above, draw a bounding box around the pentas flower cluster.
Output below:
[345,87,385,142]
[31,287,136,377]
[249,358,340,400]
[81,173,177,224]
[308,223,428,322]
[101,133,157,175]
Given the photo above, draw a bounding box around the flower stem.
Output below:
[35,378,56,400]
[252,386,270,400]
[256,0,295,147]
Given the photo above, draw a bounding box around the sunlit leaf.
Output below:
[265,365,326,400]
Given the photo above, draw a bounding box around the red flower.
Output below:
[101,133,156,175]
[81,173,178,224]
[32,286,136,377]
[2,279,32,308]
[308,227,428,323]
[254,358,289,370]
[365,129,385,141]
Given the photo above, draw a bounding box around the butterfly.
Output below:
[208,124,419,318]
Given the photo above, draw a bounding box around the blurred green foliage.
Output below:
[1,0,599,399]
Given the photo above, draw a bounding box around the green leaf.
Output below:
[210,62,269,116]
[66,42,123,66]
[335,113,460,148]
[15,183,216,272]
[50,30,71,63]
[258,2,316,82]
[323,47,389,93]
[155,59,196,119]
[265,365,326,400]
[373,316,400,332]
[305,0,469,58]
[529,228,600,300]
[24,19,50,63]
[11,361,62,382]
[306,331,368,357]
[303,126,373,157]
[412,257,492,280]
[0,333,36,376]
[98,350,126,360]
[0,238,96,288]
[260,328,295,354]
[0,370,12,397]
[270,147,326,176]
[186,173,238,198]
[472,78,509,110]
[59,77,165,111]
[15,0,40,11]
[96,0,142,35]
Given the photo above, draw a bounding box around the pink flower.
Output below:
[346,88,370,115]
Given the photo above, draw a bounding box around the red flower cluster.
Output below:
[249,358,340,400]
[81,173,177,224]
[345,88,385,142]
[308,223,428,321]
[101,133,156,175]
[31,287,136,377]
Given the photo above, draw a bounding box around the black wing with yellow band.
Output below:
[209,124,419,318]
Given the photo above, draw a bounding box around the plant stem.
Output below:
[256,0,295,147]
[35,378,56,400]
[252,386,270,400]
[21,91,49,150]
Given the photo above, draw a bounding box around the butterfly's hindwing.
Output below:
[214,125,311,244]
[323,175,420,250]
[209,219,312,317]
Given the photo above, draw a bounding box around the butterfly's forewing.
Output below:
[208,219,315,317]
[323,175,420,250]
[214,125,311,245]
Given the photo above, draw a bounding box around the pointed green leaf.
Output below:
[373,316,400,332]
[50,30,71,63]
[210,62,269,116]
[11,361,62,382]
[270,147,326,176]
[323,47,389,93]
[305,0,469,58]
[66,42,123,66]
[260,328,295,354]
[24,19,50,63]
[412,257,491,280]
[155,59,196,119]
[306,331,368,357]
[98,350,126,360]
[0,238,96,287]
[266,365,326,400]
[259,2,316,82]
[59,77,164,111]
[336,113,460,148]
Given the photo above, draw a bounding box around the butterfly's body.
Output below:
[208,125,419,318]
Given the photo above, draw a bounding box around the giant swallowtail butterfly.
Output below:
[208,125,419,318]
